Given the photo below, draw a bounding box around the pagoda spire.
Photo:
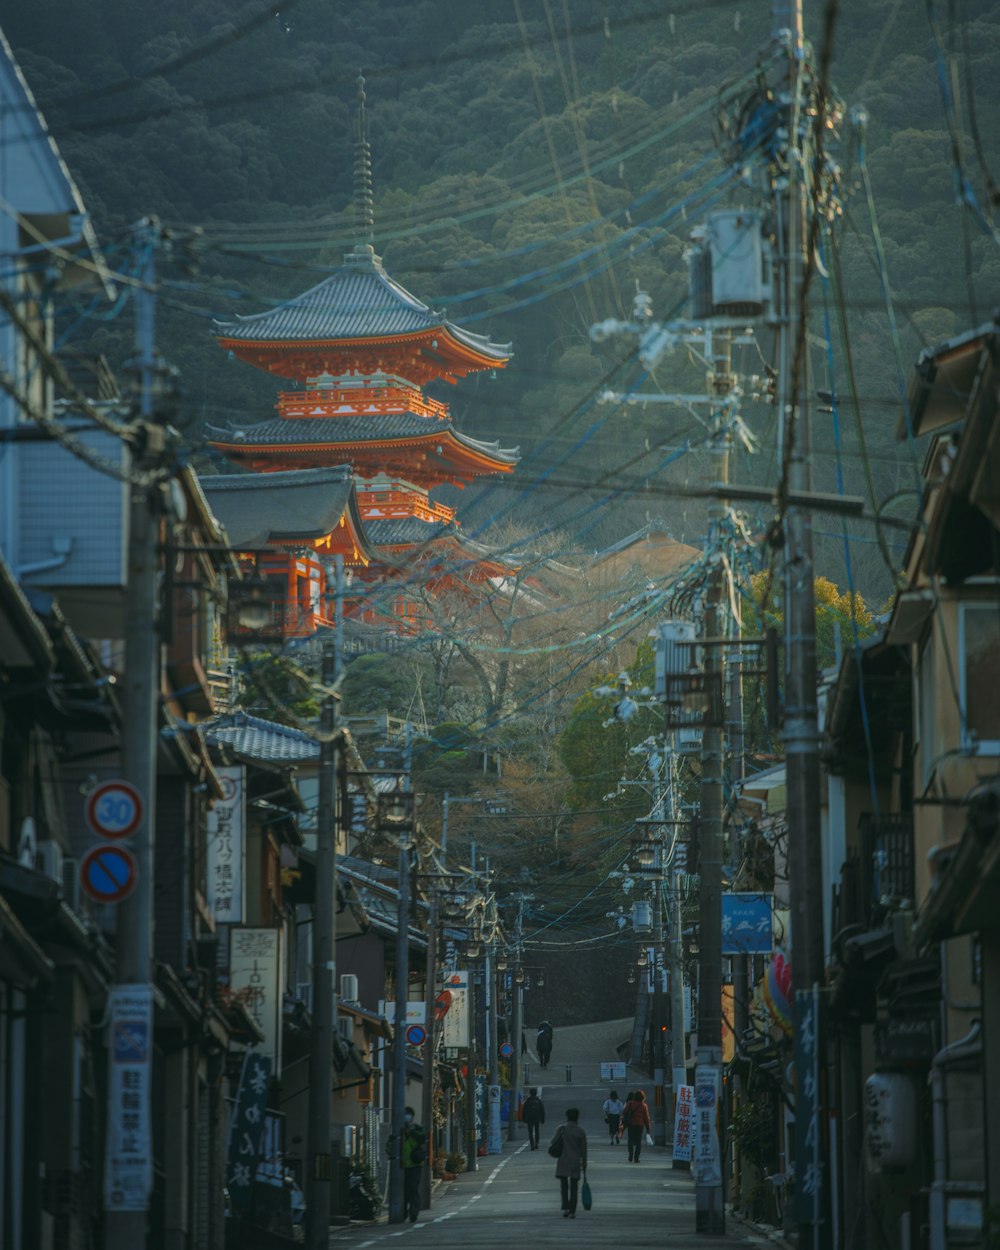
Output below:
[346,73,379,267]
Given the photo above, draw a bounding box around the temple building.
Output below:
[208,78,519,640]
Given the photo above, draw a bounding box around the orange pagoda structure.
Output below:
[209,78,519,638]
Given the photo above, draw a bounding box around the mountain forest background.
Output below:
[6,0,1000,1011]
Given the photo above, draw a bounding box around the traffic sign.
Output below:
[80,844,138,904]
[499,1041,514,1059]
[85,780,143,840]
[405,1024,427,1047]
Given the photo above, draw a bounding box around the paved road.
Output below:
[329,1021,767,1250]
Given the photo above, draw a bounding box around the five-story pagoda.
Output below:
[209,78,519,636]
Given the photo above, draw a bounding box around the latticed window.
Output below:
[859,812,915,913]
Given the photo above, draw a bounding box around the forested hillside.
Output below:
[8,0,1000,600]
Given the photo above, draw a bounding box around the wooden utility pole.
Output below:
[694,333,732,1236]
[305,599,341,1248]
[105,220,162,1250]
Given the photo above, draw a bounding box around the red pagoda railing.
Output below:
[277,385,449,422]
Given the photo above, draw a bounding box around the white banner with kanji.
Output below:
[104,985,154,1212]
[207,765,245,924]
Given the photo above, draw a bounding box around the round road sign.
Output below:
[85,780,144,840]
[405,1024,427,1047]
[80,844,138,904]
[499,1041,514,1059]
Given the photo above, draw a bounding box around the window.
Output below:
[959,602,1000,752]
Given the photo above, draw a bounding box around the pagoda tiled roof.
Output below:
[201,465,375,554]
[212,249,510,362]
[363,516,457,548]
[207,413,519,467]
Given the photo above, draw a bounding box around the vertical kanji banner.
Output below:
[794,986,826,1227]
[104,986,154,1212]
[226,1051,273,1214]
[229,927,283,1072]
[672,1084,694,1162]
[207,765,245,924]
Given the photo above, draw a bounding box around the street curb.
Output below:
[728,1204,795,1250]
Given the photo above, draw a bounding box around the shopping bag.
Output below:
[645,1132,654,1145]
[581,1177,592,1211]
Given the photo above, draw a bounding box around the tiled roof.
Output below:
[201,466,360,547]
[364,517,457,547]
[208,414,519,466]
[203,711,319,764]
[213,252,510,363]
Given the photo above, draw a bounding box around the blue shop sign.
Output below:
[721,892,773,954]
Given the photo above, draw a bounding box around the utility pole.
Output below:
[420,876,440,1207]
[695,331,732,1235]
[305,557,342,1249]
[465,840,479,1173]
[485,868,502,1155]
[105,219,162,1250]
[387,729,416,1224]
[507,896,525,1141]
[772,3,830,1247]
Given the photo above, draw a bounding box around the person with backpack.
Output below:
[522,1087,545,1149]
[602,1089,624,1144]
[621,1089,651,1162]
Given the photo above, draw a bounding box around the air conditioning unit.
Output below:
[36,840,63,887]
[340,973,359,1004]
[337,1016,354,1043]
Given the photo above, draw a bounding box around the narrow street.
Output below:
[330,1022,769,1250]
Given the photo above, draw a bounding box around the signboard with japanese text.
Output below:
[104,986,153,1212]
[693,1064,722,1186]
[207,766,245,924]
[226,1051,273,1213]
[672,1084,694,1162]
[378,1000,426,1027]
[229,928,283,1072]
[722,892,774,954]
[438,971,470,1049]
[794,987,826,1225]
[644,946,668,994]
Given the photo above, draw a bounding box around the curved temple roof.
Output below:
[213,248,511,367]
[201,465,375,557]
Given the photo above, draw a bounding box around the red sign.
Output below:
[85,780,143,840]
[80,844,138,904]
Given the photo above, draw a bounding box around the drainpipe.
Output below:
[929,1021,982,1250]
[17,537,73,577]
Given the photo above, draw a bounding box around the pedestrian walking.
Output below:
[400,1106,427,1222]
[621,1089,651,1162]
[550,1107,587,1217]
[522,1087,546,1150]
[602,1089,624,1144]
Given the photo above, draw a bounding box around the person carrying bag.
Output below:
[622,1089,652,1162]
[552,1108,587,1218]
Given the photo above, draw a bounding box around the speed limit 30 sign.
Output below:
[85,780,144,840]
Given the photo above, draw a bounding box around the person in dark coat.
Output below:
[551,1107,587,1217]
[622,1088,651,1162]
[522,1087,545,1149]
[400,1106,426,1222]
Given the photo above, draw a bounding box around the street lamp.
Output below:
[637,948,649,969]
